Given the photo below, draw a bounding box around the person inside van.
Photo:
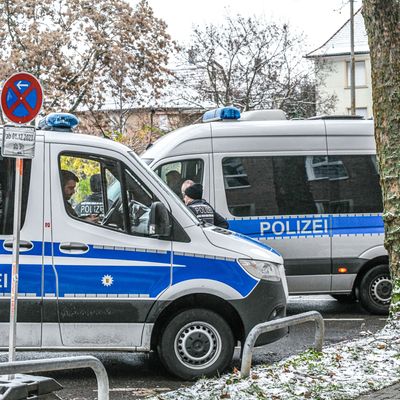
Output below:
[61,170,99,223]
[74,174,104,217]
[181,180,229,229]
[85,174,103,203]
[166,170,183,197]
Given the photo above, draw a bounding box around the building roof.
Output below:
[306,8,369,58]
[76,64,213,113]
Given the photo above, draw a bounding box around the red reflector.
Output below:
[338,267,348,273]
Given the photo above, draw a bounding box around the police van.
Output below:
[0,113,288,380]
[142,107,390,315]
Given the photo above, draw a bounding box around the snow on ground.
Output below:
[149,321,400,400]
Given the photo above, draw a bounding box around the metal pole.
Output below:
[350,0,356,115]
[240,311,325,378]
[8,157,23,363]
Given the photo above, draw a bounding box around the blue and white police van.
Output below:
[142,107,391,315]
[0,113,288,380]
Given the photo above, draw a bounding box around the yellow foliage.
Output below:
[60,156,100,203]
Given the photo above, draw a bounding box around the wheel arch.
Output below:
[150,293,244,351]
[354,255,389,297]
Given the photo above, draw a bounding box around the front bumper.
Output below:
[229,279,287,346]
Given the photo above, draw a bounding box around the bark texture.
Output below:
[362,1,400,316]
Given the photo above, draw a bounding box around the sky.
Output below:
[145,0,362,52]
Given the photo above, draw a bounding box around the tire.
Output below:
[157,308,234,380]
[359,264,392,315]
[331,294,356,303]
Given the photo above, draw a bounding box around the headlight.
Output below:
[239,259,281,281]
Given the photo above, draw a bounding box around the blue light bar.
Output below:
[38,113,80,131]
[202,106,241,122]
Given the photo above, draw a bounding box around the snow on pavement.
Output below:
[149,321,400,400]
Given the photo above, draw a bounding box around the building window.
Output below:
[346,60,366,87]
[158,115,171,131]
[305,156,348,181]
[347,107,368,118]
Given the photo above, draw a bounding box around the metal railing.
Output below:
[241,311,325,378]
[0,356,109,400]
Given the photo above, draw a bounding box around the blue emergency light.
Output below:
[202,106,241,122]
[38,113,80,131]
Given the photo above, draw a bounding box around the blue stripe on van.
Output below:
[0,240,258,298]
[228,214,384,239]
[172,253,257,296]
[331,215,384,235]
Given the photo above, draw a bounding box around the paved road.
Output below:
[357,383,400,400]
[0,295,388,399]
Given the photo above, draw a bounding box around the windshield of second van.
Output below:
[128,151,201,226]
[155,159,204,199]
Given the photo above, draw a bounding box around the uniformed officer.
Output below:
[181,180,229,229]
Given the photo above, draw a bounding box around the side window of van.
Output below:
[59,153,163,238]
[328,155,382,213]
[156,159,204,197]
[222,156,329,217]
[0,157,31,234]
[222,155,382,217]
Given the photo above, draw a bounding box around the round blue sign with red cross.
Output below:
[1,72,43,124]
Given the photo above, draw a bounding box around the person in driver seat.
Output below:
[61,170,99,223]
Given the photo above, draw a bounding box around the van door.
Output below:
[326,120,383,293]
[0,142,44,348]
[48,144,172,349]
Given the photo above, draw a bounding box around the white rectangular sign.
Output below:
[1,125,36,159]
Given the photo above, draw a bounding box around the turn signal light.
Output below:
[338,267,348,273]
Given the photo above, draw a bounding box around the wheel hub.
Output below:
[175,321,221,369]
[371,275,392,304]
[187,331,211,357]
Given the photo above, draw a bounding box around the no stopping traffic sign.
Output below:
[1,72,43,124]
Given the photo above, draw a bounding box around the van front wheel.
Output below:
[359,265,392,315]
[157,308,234,380]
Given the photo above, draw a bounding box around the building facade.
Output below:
[306,9,372,118]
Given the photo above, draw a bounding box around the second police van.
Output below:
[0,113,288,380]
[142,107,391,315]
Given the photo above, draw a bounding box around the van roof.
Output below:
[0,126,135,156]
[142,118,374,161]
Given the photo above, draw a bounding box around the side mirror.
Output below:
[148,201,172,238]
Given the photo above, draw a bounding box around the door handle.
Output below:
[3,240,34,252]
[59,242,89,254]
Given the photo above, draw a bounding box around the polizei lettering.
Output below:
[260,217,329,238]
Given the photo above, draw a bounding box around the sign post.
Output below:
[7,158,23,364]
[0,72,43,363]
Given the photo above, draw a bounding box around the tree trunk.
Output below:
[362,1,400,317]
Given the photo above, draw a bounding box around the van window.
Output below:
[222,155,382,217]
[59,154,159,237]
[156,159,204,197]
[222,156,328,216]
[329,155,382,213]
[0,157,31,234]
